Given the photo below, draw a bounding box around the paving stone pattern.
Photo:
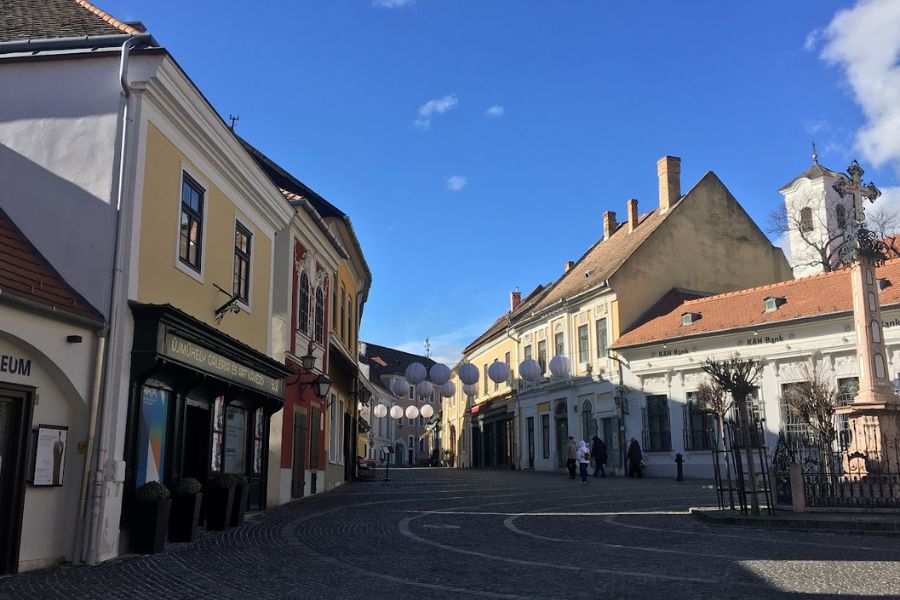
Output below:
[2,469,899,599]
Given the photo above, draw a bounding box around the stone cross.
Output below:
[832,160,881,224]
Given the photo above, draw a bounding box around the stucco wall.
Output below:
[136,122,273,353]
[0,305,96,571]
[612,173,793,334]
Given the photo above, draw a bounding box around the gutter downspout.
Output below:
[83,33,151,566]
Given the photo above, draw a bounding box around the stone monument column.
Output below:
[833,161,900,474]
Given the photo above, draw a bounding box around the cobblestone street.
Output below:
[2,469,899,599]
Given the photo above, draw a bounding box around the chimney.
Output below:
[603,211,617,240]
[510,289,521,311]
[564,261,574,272]
[657,155,681,212]
[627,198,639,233]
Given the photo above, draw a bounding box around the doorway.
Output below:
[182,402,211,482]
[555,417,568,468]
[291,411,307,498]
[0,385,33,575]
[526,417,535,468]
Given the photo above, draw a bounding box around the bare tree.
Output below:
[701,355,763,514]
[695,379,734,508]
[768,197,843,273]
[769,194,900,272]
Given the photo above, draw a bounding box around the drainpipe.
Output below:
[73,332,106,564]
[83,33,151,566]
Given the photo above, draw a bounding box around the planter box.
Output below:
[132,498,172,554]
[168,492,203,543]
[230,485,249,527]
[204,487,235,531]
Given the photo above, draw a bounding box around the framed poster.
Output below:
[136,386,169,486]
[31,425,68,486]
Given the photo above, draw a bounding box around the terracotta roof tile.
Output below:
[613,259,900,348]
[0,206,103,323]
[0,0,139,43]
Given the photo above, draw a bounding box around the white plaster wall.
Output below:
[0,305,96,570]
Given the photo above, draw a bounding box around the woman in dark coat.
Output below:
[590,436,607,478]
[627,438,643,478]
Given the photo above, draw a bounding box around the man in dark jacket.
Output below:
[627,438,643,478]
[565,436,577,479]
[591,435,607,478]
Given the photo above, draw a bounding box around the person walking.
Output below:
[565,436,577,479]
[591,435,607,478]
[627,438,643,478]
[576,440,591,483]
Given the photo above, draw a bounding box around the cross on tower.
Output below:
[832,160,882,224]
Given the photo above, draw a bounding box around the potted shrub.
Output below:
[204,473,236,531]
[168,477,203,543]
[131,481,171,554]
[230,475,250,527]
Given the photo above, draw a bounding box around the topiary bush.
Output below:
[134,480,170,502]
[207,473,238,489]
[171,477,202,496]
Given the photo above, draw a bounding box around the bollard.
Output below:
[674,453,684,481]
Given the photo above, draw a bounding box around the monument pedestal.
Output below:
[836,401,900,475]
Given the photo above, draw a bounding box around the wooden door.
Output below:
[291,412,307,498]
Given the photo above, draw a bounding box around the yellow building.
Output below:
[447,156,793,473]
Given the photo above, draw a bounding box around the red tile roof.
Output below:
[0,0,141,43]
[0,207,103,324]
[613,259,900,348]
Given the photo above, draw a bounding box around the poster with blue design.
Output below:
[136,386,169,485]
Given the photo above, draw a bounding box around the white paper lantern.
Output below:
[415,380,434,398]
[439,380,456,398]
[519,358,542,382]
[390,405,403,419]
[420,404,434,419]
[463,383,478,397]
[458,363,479,385]
[488,360,509,384]
[405,405,420,419]
[429,363,451,385]
[373,403,388,418]
[405,362,427,385]
[390,378,408,398]
[549,355,570,378]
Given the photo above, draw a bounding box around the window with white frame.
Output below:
[683,391,714,451]
[577,325,589,363]
[179,173,204,271]
[642,395,671,452]
[595,318,608,358]
[314,288,324,342]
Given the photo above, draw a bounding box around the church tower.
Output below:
[778,148,849,278]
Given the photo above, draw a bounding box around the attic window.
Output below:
[681,312,701,326]
[764,296,785,312]
[878,278,892,292]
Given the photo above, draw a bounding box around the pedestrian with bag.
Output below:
[576,440,591,483]
[627,438,644,478]
[591,435,607,478]
[565,436,577,479]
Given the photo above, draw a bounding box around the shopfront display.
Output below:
[127,303,289,518]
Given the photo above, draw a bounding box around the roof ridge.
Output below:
[74,0,140,35]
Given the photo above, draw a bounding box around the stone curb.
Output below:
[690,508,900,536]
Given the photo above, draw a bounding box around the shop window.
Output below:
[298,272,310,333]
[595,318,608,358]
[179,173,204,271]
[581,399,596,440]
[253,408,264,474]
[577,325,589,363]
[541,414,550,459]
[233,222,252,303]
[314,287,324,343]
[224,406,247,473]
[211,396,225,472]
[136,384,170,485]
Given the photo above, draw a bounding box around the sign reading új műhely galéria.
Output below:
[163,334,283,396]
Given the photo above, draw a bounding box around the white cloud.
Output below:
[414,94,458,130]
[871,185,900,217]
[485,105,505,118]
[445,175,467,191]
[372,0,414,8]
[804,119,829,135]
[395,320,493,365]
[815,0,900,173]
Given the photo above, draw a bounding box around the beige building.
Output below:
[446,156,793,473]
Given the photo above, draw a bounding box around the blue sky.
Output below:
[104,0,900,364]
